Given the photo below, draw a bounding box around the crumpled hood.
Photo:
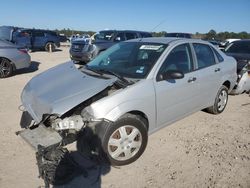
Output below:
[21,61,116,123]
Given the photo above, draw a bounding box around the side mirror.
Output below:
[157,70,184,81]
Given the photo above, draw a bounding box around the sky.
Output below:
[1,0,250,33]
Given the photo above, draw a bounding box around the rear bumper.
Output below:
[70,50,92,62]
[13,52,31,69]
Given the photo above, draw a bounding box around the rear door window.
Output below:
[114,32,125,41]
[34,31,45,37]
[125,32,138,40]
[193,43,216,69]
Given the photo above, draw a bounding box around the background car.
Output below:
[165,32,192,38]
[58,34,69,42]
[225,39,250,94]
[14,29,61,52]
[70,30,152,63]
[0,39,30,78]
[0,26,61,52]
[221,38,241,48]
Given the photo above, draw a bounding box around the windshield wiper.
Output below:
[84,65,103,75]
[82,65,109,79]
[99,69,132,85]
[84,65,133,86]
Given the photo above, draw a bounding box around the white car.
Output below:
[0,39,30,78]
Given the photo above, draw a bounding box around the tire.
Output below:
[0,58,13,78]
[101,114,148,166]
[45,42,55,52]
[206,85,228,114]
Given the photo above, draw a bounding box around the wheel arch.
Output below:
[222,80,231,90]
[125,110,149,131]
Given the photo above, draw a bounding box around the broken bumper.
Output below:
[18,125,62,151]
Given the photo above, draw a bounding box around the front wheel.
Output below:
[102,114,148,166]
[206,85,228,114]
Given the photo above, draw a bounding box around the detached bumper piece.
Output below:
[18,126,88,188]
[18,125,62,151]
[36,145,89,188]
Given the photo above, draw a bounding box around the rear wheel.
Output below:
[0,58,13,78]
[102,114,148,166]
[45,42,55,52]
[206,85,228,114]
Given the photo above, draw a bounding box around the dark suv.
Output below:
[14,29,60,51]
[0,26,60,52]
[165,32,192,38]
[70,30,152,63]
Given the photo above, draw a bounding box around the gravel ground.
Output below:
[0,47,249,188]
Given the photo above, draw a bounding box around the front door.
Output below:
[32,30,45,49]
[155,43,202,127]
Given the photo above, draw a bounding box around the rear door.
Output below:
[13,30,31,48]
[113,32,126,42]
[191,43,222,107]
[32,30,46,48]
[155,43,201,127]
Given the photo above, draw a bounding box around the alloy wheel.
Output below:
[0,58,11,78]
[218,90,228,111]
[107,125,142,161]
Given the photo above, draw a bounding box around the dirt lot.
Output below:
[0,47,249,188]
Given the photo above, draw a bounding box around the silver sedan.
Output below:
[0,39,30,78]
[19,38,237,167]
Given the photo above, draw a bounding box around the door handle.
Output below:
[214,68,221,72]
[188,77,197,83]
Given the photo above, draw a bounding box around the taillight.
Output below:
[18,49,28,54]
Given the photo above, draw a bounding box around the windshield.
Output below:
[86,42,167,79]
[225,41,250,54]
[94,31,115,41]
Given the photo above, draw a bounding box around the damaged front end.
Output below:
[18,61,121,149]
[231,60,250,94]
[17,61,123,186]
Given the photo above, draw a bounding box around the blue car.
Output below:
[0,26,60,52]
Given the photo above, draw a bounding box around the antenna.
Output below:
[150,19,166,32]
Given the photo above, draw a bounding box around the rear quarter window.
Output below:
[211,47,224,62]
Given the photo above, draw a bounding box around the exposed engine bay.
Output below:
[18,82,122,150]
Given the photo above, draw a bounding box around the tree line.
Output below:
[54,28,250,41]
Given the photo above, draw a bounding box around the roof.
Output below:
[99,29,151,34]
[127,37,205,45]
